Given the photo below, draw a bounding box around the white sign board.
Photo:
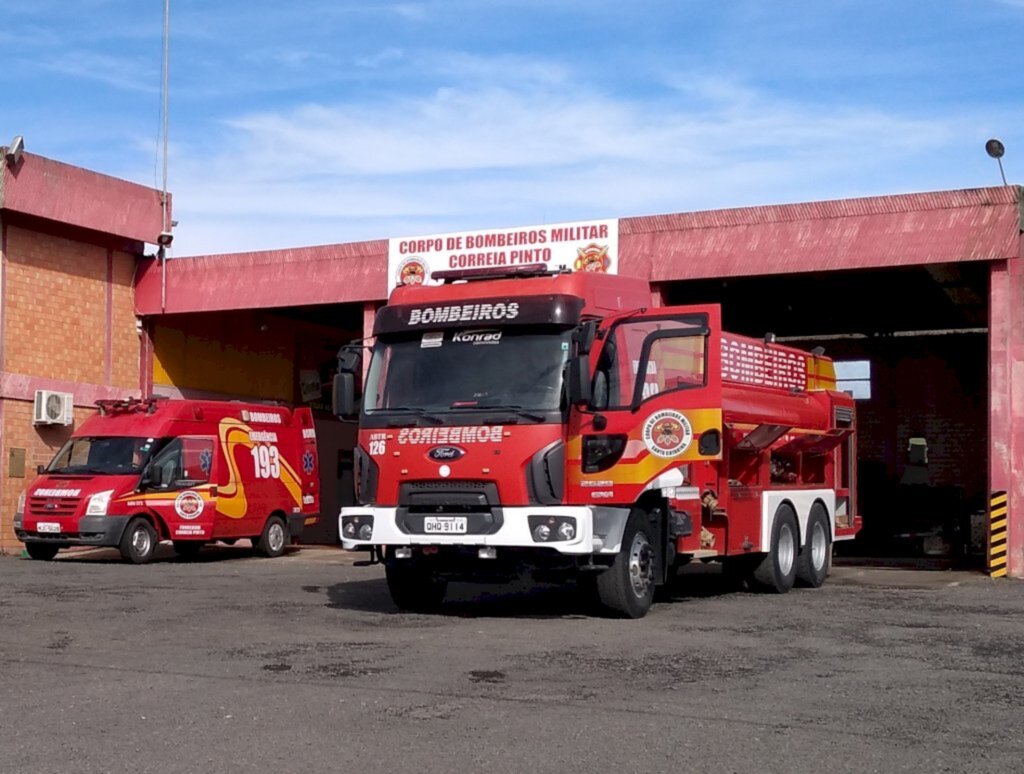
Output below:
[387,218,618,292]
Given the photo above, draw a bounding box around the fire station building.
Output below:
[1,148,1021,577]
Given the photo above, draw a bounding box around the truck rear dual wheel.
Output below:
[750,504,799,594]
[796,504,831,588]
[25,542,59,561]
[385,555,448,613]
[595,512,656,619]
[119,517,158,564]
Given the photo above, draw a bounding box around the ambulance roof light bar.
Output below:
[431,264,569,284]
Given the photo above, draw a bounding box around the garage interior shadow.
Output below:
[664,262,991,572]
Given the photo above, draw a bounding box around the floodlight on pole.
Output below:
[985,138,1008,186]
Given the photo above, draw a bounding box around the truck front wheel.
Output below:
[385,558,447,613]
[595,511,656,619]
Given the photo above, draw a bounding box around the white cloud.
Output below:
[151,74,1016,256]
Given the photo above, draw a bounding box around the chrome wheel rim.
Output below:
[628,532,654,598]
[268,522,285,553]
[811,521,828,570]
[778,523,795,576]
[132,527,152,556]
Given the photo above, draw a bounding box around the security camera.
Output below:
[5,135,24,165]
[157,231,174,247]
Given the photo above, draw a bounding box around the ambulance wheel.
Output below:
[750,504,798,594]
[173,541,204,559]
[25,542,59,561]
[256,515,289,558]
[119,518,158,565]
[595,511,656,619]
[796,504,831,588]
[385,558,447,613]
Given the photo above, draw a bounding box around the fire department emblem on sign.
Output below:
[174,490,205,520]
[642,409,693,458]
[573,243,611,273]
[397,257,428,287]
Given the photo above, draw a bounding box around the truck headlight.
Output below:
[86,490,115,516]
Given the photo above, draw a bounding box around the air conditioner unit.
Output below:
[33,390,74,426]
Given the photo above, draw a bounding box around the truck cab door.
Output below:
[568,305,723,506]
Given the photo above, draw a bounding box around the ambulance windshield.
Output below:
[364,328,571,420]
[47,436,161,475]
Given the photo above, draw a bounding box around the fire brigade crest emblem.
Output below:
[174,490,205,520]
[397,257,428,287]
[642,409,693,458]
[573,243,611,273]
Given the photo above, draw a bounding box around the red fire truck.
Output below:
[14,398,320,564]
[335,266,859,617]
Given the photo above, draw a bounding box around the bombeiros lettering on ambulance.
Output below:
[242,410,283,424]
[407,302,519,326]
[33,488,82,498]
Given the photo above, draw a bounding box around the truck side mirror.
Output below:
[566,355,592,407]
[572,321,598,356]
[338,346,362,375]
[333,373,358,420]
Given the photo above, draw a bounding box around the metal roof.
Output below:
[135,186,1022,316]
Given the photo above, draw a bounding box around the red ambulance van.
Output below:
[13,398,319,564]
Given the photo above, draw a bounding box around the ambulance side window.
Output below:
[145,438,214,489]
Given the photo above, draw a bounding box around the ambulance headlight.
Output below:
[86,490,115,516]
[16,490,26,515]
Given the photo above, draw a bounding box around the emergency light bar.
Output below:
[430,264,567,284]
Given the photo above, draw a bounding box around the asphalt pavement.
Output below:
[0,545,1021,773]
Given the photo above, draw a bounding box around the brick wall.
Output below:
[823,334,988,510]
[0,223,143,554]
[0,402,94,552]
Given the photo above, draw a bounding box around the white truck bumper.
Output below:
[339,505,630,556]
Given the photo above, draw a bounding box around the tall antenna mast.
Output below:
[159,0,172,313]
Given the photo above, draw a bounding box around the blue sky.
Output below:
[3,1,1023,256]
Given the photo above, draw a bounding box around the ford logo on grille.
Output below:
[428,446,465,462]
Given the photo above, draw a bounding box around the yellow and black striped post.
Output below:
[989,491,1008,578]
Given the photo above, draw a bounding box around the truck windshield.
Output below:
[47,437,161,475]
[364,329,571,418]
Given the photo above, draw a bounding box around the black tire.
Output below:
[750,504,799,594]
[255,515,289,558]
[595,511,657,619]
[385,558,447,612]
[119,517,158,564]
[25,542,59,561]
[173,541,204,559]
[796,504,831,588]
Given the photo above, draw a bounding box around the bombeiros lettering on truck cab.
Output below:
[14,398,320,564]
[335,264,860,618]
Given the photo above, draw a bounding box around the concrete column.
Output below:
[989,255,1024,577]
